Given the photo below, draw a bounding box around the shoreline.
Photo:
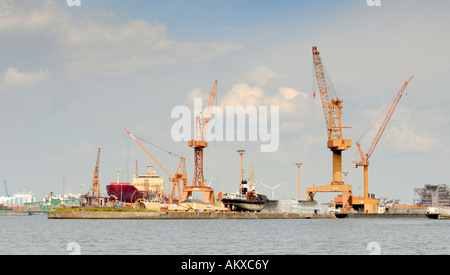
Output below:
[48,210,332,220]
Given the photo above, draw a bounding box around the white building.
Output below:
[0,191,36,206]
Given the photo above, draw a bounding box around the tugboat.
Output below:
[220,166,269,212]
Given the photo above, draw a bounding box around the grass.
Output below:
[51,207,159,213]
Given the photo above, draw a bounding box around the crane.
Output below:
[90,148,101,205]
[306,47,353,207]
[355,75,414,202]
[125,128,186,204]
[183,80,218,205]
[3,180,9,197]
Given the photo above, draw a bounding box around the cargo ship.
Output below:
[106,165,173,204]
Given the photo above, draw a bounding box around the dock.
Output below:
[48,209,333,220]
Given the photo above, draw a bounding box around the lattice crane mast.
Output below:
[91,148,101,198]
[125,128,186,204]
[355,75,414,199]
[183,80,218,205]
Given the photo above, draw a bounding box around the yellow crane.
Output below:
[354,75,414,212]
[91,147,101,205]
[306,47,353,208]
[183,80,218,205]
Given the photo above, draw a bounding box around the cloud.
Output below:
[219,83,310,133]
[220,83,308,112]
[244,65,281,86]
[63,19,242,77]
[356,104,449,155]
[0,0,68,33]
[184,88,210,107]
[1,68,49,89]
[0,0,242,77]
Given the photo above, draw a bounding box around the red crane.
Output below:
[125,128,187,204]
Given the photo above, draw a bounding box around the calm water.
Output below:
[0,215,448,255]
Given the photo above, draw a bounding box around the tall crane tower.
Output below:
[306,47,353,208]
[182,80,218,205]
[125,128,186,204]
[91,148,101,203]
[354,75,414,212]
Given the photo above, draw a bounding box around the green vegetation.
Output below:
[51,207,158,213]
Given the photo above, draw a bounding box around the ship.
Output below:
[106,165,173,204]
[220,178,269,212]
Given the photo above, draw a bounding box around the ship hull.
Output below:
[221,198,266,212]
[106,184,144,203]
[106,184,176,205]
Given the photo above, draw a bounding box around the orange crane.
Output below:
[125,128,187,204]
[183,80,218,205]
[306,47,353,207]
[91,147,101,203]
[355,75,414,205]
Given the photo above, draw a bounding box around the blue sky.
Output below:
[1,0,449,204]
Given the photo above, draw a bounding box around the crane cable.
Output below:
[357,93,392,145]
[135,135,183,159]
[312,62,317,187]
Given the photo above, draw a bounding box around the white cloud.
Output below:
[184,88,210,106]
[0,0,68,33]
[219,83,310,133]
[244,65,281,86]
[0,0,242,77]
[63,19,242,77]
[220,83,307,113]
[1,68,49,89]
[356,104,449,155]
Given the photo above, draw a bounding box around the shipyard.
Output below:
[3,47,450,220]
[45,47,448,220]
[1,0,450,258]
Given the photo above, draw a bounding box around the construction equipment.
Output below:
[306,46,353,208]
[91,148,101,203]
[125,128,186,204]
[183,80,218,205]
[354,75,414,212]
[3,180,9,197]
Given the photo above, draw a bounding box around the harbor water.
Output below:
[0,215,448,255]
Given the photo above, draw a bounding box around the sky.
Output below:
[1,0,449,204]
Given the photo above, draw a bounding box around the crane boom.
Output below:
[312,46,333,135]
[125,128,186,204]
[125,128,172,178]
[355,75,414,202]
[362,75,414,161]
[202,80,218,141]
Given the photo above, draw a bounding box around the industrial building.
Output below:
[132,165,165,193]
[415,184,450,207]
